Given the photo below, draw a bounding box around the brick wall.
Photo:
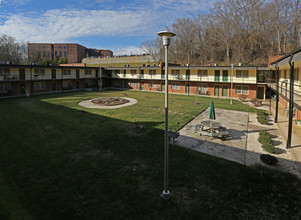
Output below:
[28,43,53,62]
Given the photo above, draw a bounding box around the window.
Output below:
[64,46,67,49]
[0,69,11,76]
[198,83,208,92]
[198,70,208,77]
[42,46,45,49]
[0,83,12,92]
[64,51,67,57]
[59,51,62,57]
[34,82,46,90]
[171,69,181,79]
[59,46,62,49]
[171,69,180,75]
[63,80,72,89]
[85,69,92,75]
[294,68,299,81]
[55,51,58,56]
[43,51,46,57]
[149,69,156,75]
[236,86,248,94]
[34,69,45,76]
[62,69,71,75]
[149,82,157,88]
[85,79,92,88]
[236,70,249,78]
[130,81,137,87]
[171,83,180,90]
[4,69,10,76]
[130,70,137,75]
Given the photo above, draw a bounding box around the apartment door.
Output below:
[52,69,56,79]
[161,82,165,92]
[141,82,144,90]
[214,85,220,96]
[19,69,25,80]
[222,70,228,82]
[140,70,144,79]
[52,82,57,91]
[215,70,220,81]
[76,81,80,89]
[257,86,264,99]
[186,70,190,80]
[186,83,190,95]
[20,84,26,95]
[161,70,165,79]
[222,85,228,96]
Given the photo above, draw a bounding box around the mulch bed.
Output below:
[91,97,130,106]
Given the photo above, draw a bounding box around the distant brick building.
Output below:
[28,43,113,64]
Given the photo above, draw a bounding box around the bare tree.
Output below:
[172,18,199,65]
[0,35,27,64]
[140,37,162,63]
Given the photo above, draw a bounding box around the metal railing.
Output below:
[269,82,301,103]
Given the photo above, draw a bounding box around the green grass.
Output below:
[0,90,300,219]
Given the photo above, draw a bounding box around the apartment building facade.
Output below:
[269,47,301,121]
[0,64,100,97]
[0,63,269,101]
[104,65,268,100]
[28,43,113,64]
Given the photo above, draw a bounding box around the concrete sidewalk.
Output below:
[176,107,301,178]
[270,101,301,172]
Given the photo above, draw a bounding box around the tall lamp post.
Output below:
[157,30,176,200]
[230,64,233,104]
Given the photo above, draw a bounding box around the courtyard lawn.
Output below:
[0,90,300,219]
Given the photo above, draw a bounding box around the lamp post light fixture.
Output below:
[157,30,176,200]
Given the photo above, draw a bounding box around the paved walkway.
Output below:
[176,107,301,178]
[270,101,301,172]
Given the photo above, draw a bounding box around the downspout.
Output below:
[274,63,279,123]
[286,54,294,149]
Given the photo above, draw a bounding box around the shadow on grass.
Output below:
[0,92,300,219]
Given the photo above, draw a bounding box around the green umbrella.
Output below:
[209,100,216,120]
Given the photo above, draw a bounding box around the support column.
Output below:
[274,66,279,123]
[287,54,294,149]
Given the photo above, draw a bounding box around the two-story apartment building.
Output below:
[0,64,100,97]
[269,47,301,121]
[105,65,268,100]
[0,62,269,101]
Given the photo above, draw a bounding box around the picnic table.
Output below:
[195,120,230,141]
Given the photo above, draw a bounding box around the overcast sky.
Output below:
[0,0,217,55]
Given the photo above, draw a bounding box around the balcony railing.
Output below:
[268,82,301,106]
